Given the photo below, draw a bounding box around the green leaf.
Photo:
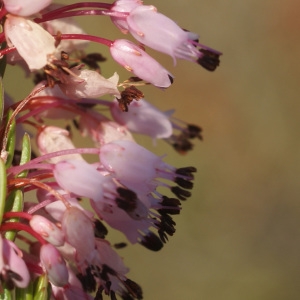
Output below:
[0,158,7,224]
[17,133,31,178]
[4,189,24,241]
[33,275,50,300]
[15,282,34,300]
[4,109,16,169]
[0,288,13,300]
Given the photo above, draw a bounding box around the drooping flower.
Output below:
[110,98,173,139]
[3,0,52,17]
[121,4,222,70]
[110,0,143,33]
[58,67,120,99]
[0,236,30,289]
[110,39,173,88]
[37,126,84,163]
[4,14,56,70]
[40,243,69,287]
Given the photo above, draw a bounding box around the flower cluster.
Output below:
[0,0,221,299]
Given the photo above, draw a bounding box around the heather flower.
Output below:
[40,243,69,287]
[3,0,52,17]
[37,126,84,163]
[58,67,120,99]
[29,215,65,246]
[99,140,194,195]
[4,14,56,70]
[78,111,135,147]
[0,236,30,289]
[61,207,96,268]
[0,0,220,298]
[53,159,118,207]
[110,0,143,33]
[110,98,173,139]
[126,5,221,70]
[110,39,174,87]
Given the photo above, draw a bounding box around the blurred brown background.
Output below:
[4,0,300,299]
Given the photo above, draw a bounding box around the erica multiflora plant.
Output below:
[0,0,221,299]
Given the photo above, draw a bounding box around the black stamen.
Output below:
[140,232,163,251]
[197,49,221,71]
[171,186,192,200]
[114,242,127,249]
[94,219,108,239]
[123,279,143,300]
[175,177,194,189]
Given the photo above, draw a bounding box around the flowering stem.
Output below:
[37,2,113,19]
[1,83,47,161]
[36,9,128,23]
[0,222,46,245]
[7,148,100,176]
[59,33,113,47]
[3,211,33,221]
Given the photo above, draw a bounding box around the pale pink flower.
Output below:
[95,239,129,291]
[51,266,93,300]
[40,243,69,287]
[126,5,221,69]
[4,15,56,70]
[61,207,97,268]
[110,39,173,88]
[78,110,134,147]
[37,126,83,163]
[3,0,52,17]
[0,236,30,288]
[110,0,142,33]
[58,67,120,99]
[99,140,171,194]
[29,215,65,246]
[53,160,118,208]
[110,98,173,139]
[36,186,94,221]
[100,140,195,198]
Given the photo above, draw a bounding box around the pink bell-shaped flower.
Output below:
[4,14,56,71]
[110,0,142,33]
[61,207,96,267]
[126,5,221,70]
[0,236,30,288]
[53,159,117,206]
[40,243,69,287]
[58,67,120,99]
[110,39,173,88]
[3,0,52,17]
[110,98,173,139]
[37,126,83,163]
[29,215,65,247]
[99,140,169,194]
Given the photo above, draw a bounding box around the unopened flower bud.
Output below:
[110,39,173,88]
[62,207,96,266]
[30,215,65,247]
[3,0,52,17]
[40,243,69,287]
[110,98,173,139]
[4,15,56,70]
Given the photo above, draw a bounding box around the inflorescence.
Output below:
[0,0,221,299]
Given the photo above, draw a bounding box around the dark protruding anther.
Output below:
[140,232,163,251]
[197,49,221,71]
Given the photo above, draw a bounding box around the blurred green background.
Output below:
[4,0,300,299]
